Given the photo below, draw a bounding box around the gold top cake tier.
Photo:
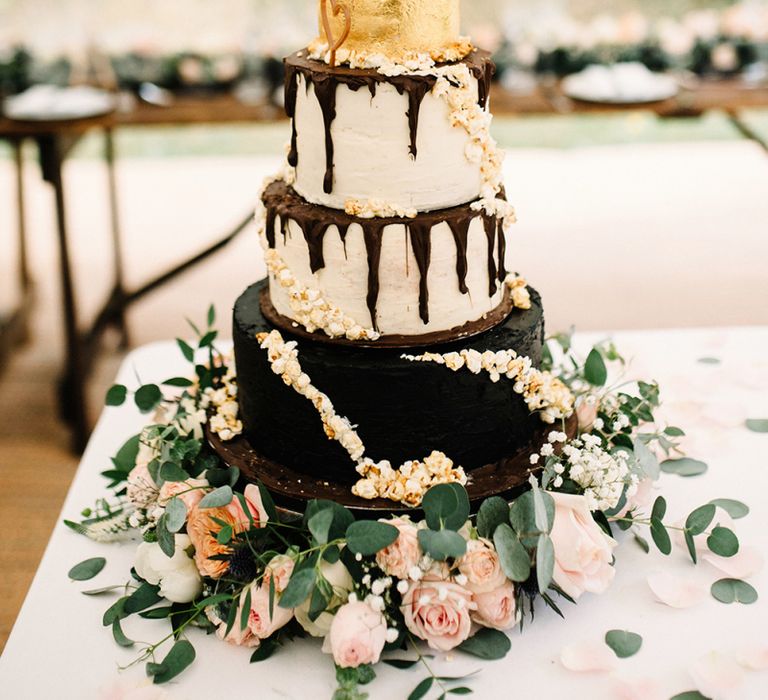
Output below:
[316,0,466,61]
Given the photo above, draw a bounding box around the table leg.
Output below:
[104,128,130,349]
[39,134,89,452]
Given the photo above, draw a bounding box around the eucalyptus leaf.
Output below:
[124,582,162,615]
[68,557,107,581]
[697,357,721,365]
[105,384,127,407]
[102,597,127,626]
[631,437,660,480]
[308,508,335,546]
[685,504,716,536]
[745,418,768,433]
[250,638,279,663]
[650,518,671,555]
[346,521,399,556]
[111,434,141,472]
[604,629,642,658]
[708,499,749,520]
[279,567,317,608]
[670,692,710,700]
[707,526,739,557]
[493,523,531,582]
[383,659,420,670]
[165,497,187,533]
[651,496,666,521]
[162,377,194,388]
[112,618,134,647]
[135,384,162,413]
[458,628,511,660]
[417,528,467,561]
[633,533,650,554]
[408,677,434,700]
[199,485,234,509]
[422,484,469,531]
[660,458,708,477]
[156,514,176,557]
[476,497,510,540]
[711,578,758,605]
[207,304,216,327]
[536,534,555,593]
[584,347,607,386]
[148,639,196,684]
[159,462,189,484]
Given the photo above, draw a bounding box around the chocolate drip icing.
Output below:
[408,222,432,325]
[261,181,508,331]
[482,215,499,296]
[282,50,495,183]
[447,216,472,295]
[280,215,290,241]
[363,223,385,331]
[497,220,507,283]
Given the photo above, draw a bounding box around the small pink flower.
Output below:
[401,580,475,651]
[550,492,617,600]
[472,580,518,631]
[457,538,507,594]
[375,517,421,579]
[126,461,158,509]
[263,554,296,593]
[613,477,655,519]
[158,477,209,512]
[328,601,387,668]
[576,397,599,432]
[246,583,293,639]
[225,484,269,530]
[210,605,259,648]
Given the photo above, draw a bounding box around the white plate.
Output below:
[3,85,116,122]
[562,63,679,105]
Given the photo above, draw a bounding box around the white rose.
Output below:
[294,559,354,637]
[134,534,202,603]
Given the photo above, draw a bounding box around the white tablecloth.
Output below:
[2,328,767,699]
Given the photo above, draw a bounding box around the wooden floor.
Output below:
[1,140,767,653]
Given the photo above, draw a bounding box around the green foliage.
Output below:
[250,638,279,663]
[408,677,434,700]
[177,339,195,363]
[147,640,196,684]
[660,458,708,477]
[458,628,511,660]
[334,663,376,700]
[124,582,162,614]
[280,567,317,608]
[199,485,234,509]
[708,499,749,519]
[650,517,671,555]
[418,528,467,561]
[111,434,141,474]
[112,618,134,647]
[535,535,555,593]
[476,497,510,539]
[711,578,758,605]
[164,498,187,533]
[604,629,642,658]
[105,384,127,407]
[584,347,607,386]
[156,514,176,557]
[685,504,716,536]
[493,524,531,582]
[345,521,399,556]
[745,418,768,433]
[135,384,163,413]
[707,526,739,557]
[68,557,106,581]
[422,483,470,532]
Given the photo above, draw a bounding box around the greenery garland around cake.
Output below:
[66,307,755,699]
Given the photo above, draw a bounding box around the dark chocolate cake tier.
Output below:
[233,279,545,484]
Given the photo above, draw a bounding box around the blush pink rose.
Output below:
[158,477,209,512]
[550,492,617,599]
[328,601,387,668]
[457,538,507,594]
[225,484,268,530]
[246,583,293,639]
[210,604,259,648]
[401,580,475,651]
[375,517,421,579]
[576,397,599,432]
[126,462,158,509]
[263,554,296,593]
[614,477,655,519]
[472,580,518,631]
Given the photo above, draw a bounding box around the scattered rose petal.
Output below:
[647,571,708,608]
[560,641,618,672]
[612,676,665,700]
[702,546,764,580]
[734,646,768,671]
[100,680,169,700]
[689,651,745,700]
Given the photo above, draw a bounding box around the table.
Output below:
[1,326,767,699]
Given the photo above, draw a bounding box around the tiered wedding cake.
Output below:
[228,0,574,509]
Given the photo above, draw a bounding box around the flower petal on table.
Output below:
[734,646,768,671]
[611,676,665,700]
[689,651,745,700]
[702,546,764,580]
[560,641,618,672]
[647,571,708,608]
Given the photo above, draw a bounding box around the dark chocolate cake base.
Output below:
[233,279,548,485]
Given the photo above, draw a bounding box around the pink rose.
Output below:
[158,477,209,512]
[614,477,655,519]
[245,583,293,639]
[472,581,518,631]
[328,601,387,668]
[457,538,507,594]
[209,605,259,648]
[225,484,268,530]
[550,492,617,599]
[263,554,295,593]
[375,517,421,579]
[576,397,599,432]
[401,580,475,651]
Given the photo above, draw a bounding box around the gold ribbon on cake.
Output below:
[315,0,469,62]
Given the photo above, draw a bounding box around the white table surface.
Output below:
[2,327,767,700]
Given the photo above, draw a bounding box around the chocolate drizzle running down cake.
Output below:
[216,0,571,509]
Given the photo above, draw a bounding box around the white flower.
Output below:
[134,534,202,603]
[529,453,540,465]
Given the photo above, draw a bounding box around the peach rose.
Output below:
[245,583,293,639]
[472,580,518,631]
[576,397,599,432]
[550,492,617,599]
[375,517,421,579]
[225,484,268,530]
[206,603,259,648]
[186,504,237,579]
[401,580,475,651]
[457,538,507,594]
[263,554,295,593]
[158,477,209,512]
[328,601,387,668]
